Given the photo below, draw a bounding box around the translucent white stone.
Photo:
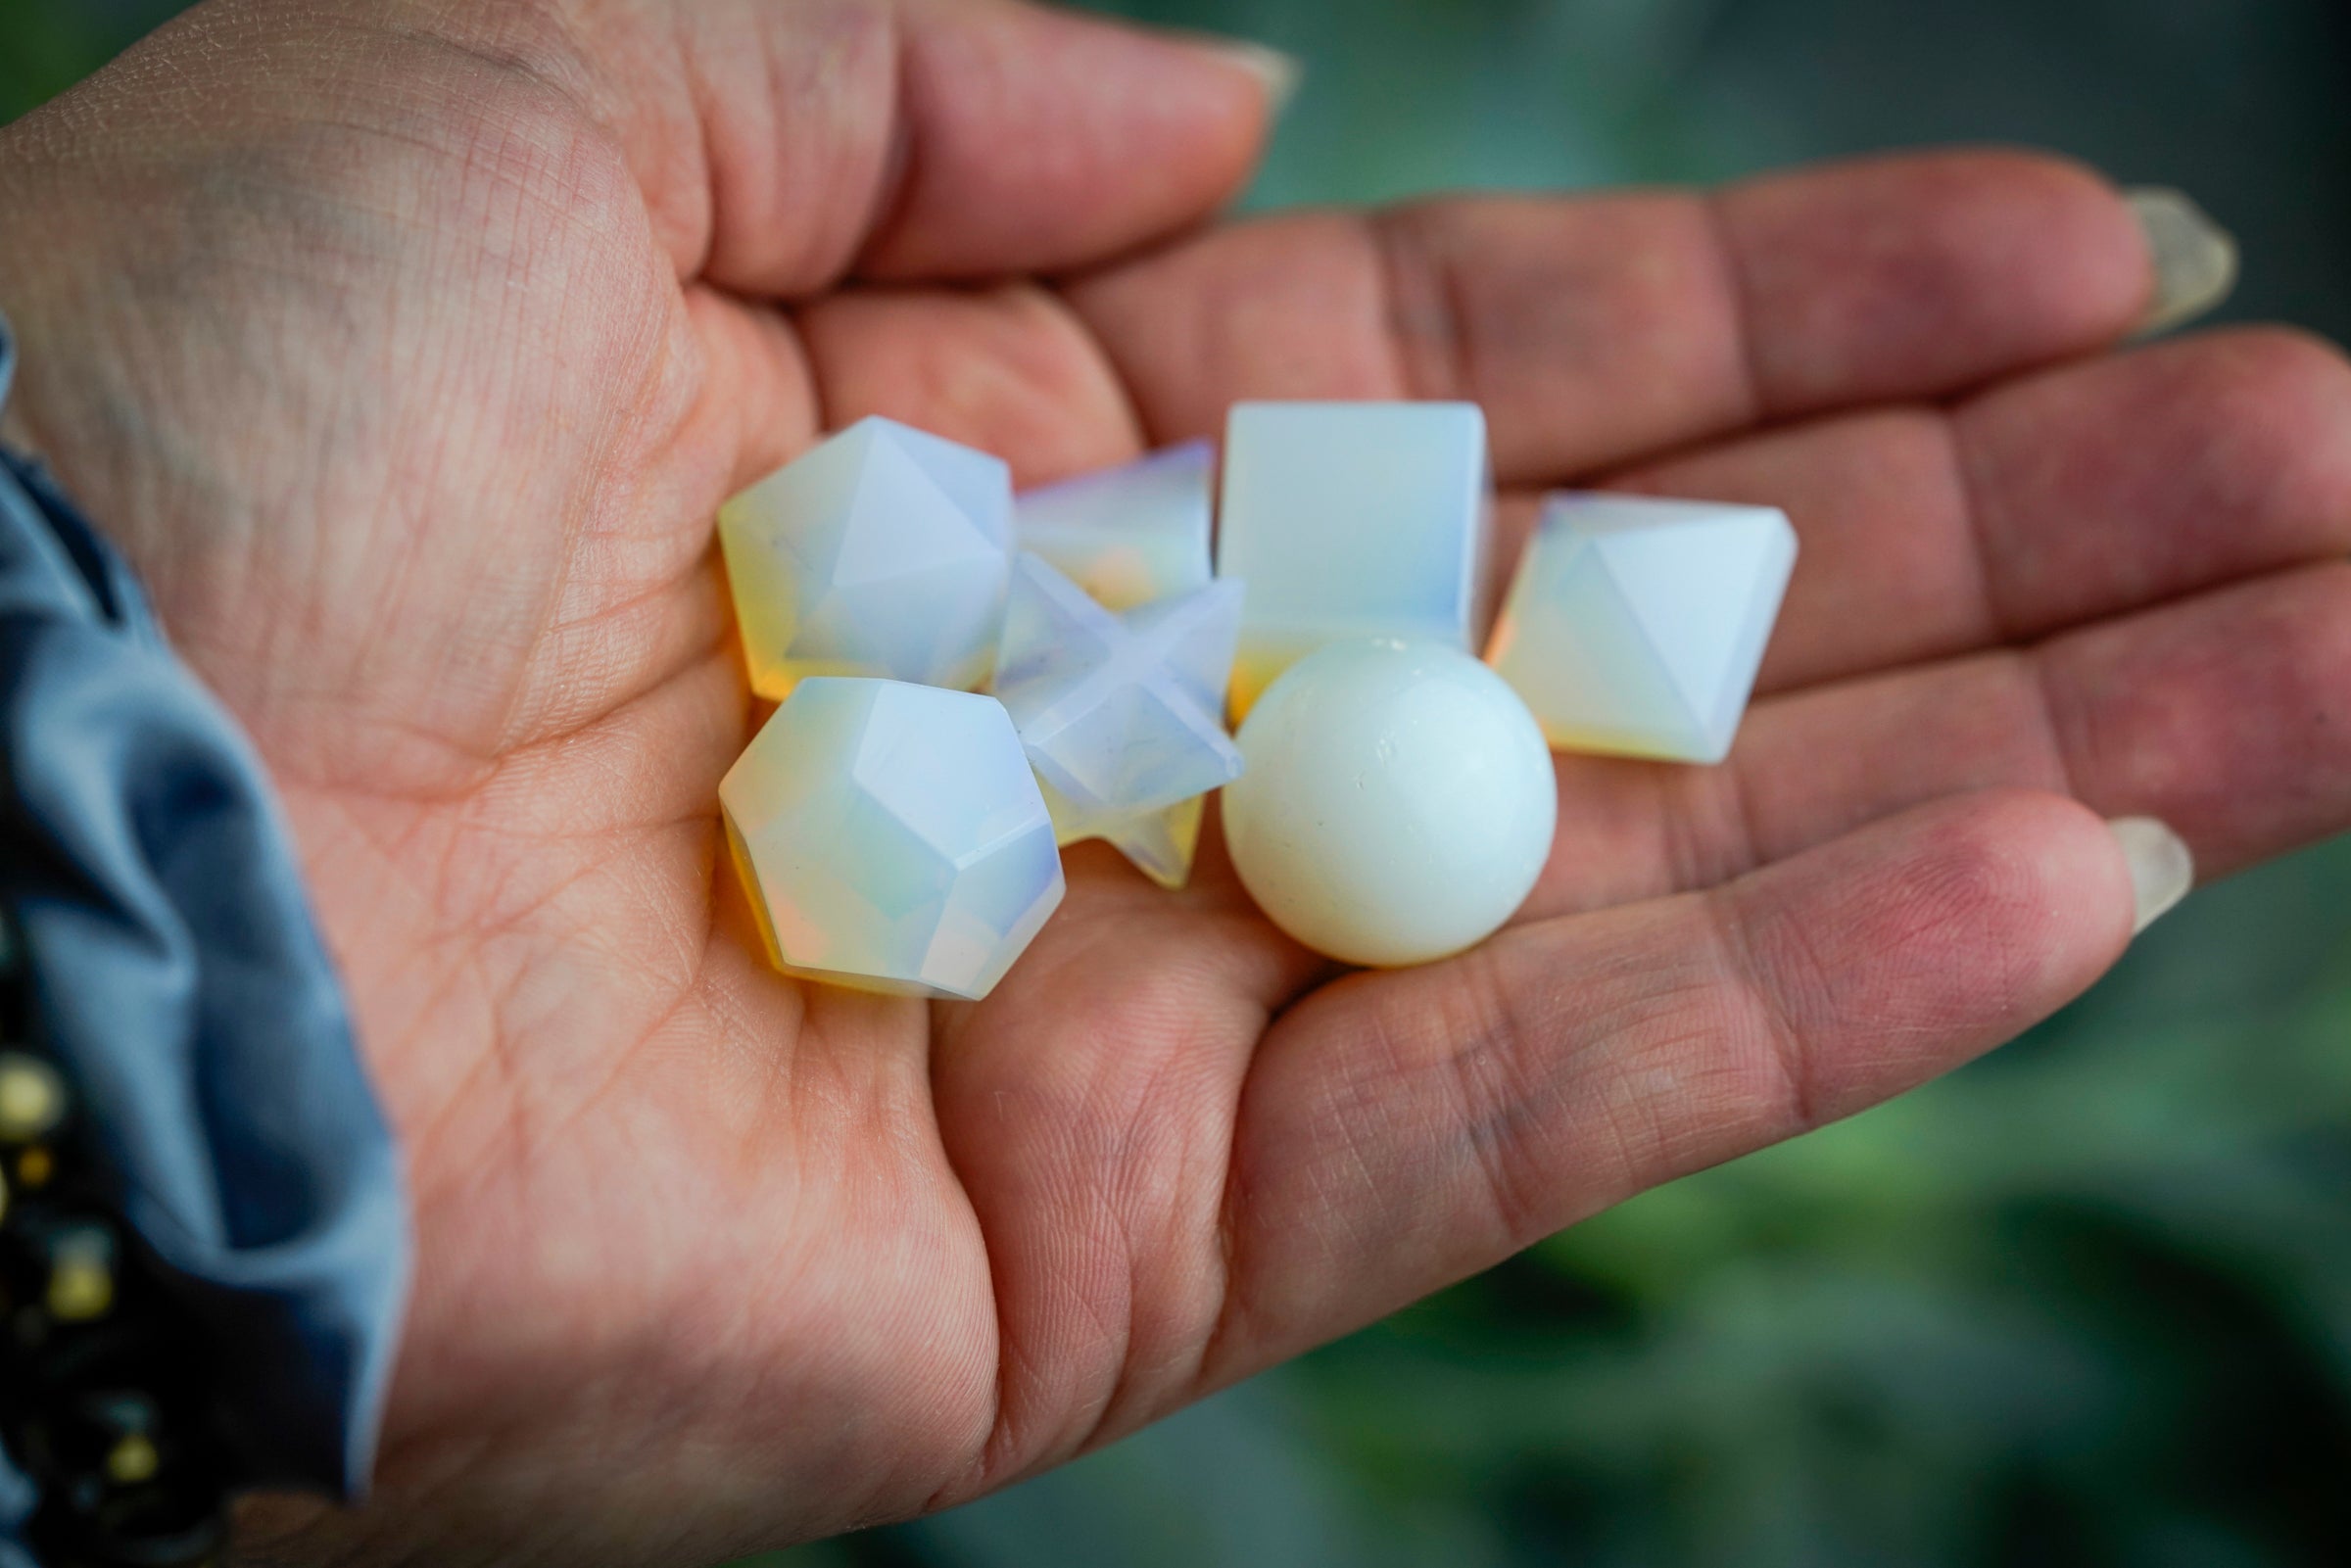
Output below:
[1487,492,1799,765]
[720,678,1065,1000]
[1223,639,1556,968]
[1217,402,1493,719]
[1014,441,1215,612]
[992,552,1245,888]
[718,417,1013,699]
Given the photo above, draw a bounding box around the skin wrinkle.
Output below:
[349,674,730,1189]
[1943,393,2031,645]
[1072,1001,1239,1450]
[1697,188,1772,431]
[1367,207,1473,404]
[2015,647,2090,805]
[1706,879,1839,1136]
[846,2,921,286]
[1438,946,1562,1251]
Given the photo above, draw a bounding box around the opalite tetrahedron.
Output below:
[1217,402,1493,720]
[1487,492,1799,764]
[720,679,1065,1000]
[718,417,1013,699]
[993,552,1245,888]
[1014,441,1215,612]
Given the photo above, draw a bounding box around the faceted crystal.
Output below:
[1487,492,1799,765]
[1014,441,1215,612]
[1217,402,1493,719]
[720,679,1065,1000]
[992,553,1245,888]
[718,417,1013,699]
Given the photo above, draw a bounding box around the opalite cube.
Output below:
[1217,403,1492,719]
[720,679,1065,1000]
[718,417,1013,699]
[1014,441,1215,612]
[1487,492,1799,765]
[993,552,1245,888]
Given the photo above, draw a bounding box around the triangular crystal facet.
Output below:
[993,553,1244,886]
[716,417,1012,697]
[1489,493,1797,764]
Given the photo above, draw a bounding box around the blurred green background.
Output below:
[8,1,2351,1563]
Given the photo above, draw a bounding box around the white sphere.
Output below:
[1222,638,1558,967]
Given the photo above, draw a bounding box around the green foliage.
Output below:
[0,1,184,122]
[1302,842,2351,1565]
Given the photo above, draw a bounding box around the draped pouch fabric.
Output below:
[0,315,408,1511]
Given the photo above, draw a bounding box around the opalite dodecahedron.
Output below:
[720,679,1065,1000]
[1487,492,1799,765]
[993,553,1245,888]
[1014,441,1215,612]
[1217,403,1493,720]
[718,417,1013,699]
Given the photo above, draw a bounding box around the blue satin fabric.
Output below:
[0,316,408,1508]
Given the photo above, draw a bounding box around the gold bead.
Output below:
[0,1054,65,1142]
[46,1233,113,1322]
[104,1431,160,1487]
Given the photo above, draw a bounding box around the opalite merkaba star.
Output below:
[717,416,1013,699]
[720,678,1065,1000]
[992,552,1245,888]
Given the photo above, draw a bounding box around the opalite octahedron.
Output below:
[1014,441,1215,613]
[1487,492,1798,764]
[1218,403,1493,719]
[993,553,1245,888]
[720,679,1065,1000]
[719,417,1013,699]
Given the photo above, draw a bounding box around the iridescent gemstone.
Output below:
[1488,492,1798,764]
[718,417,1013,699]
[1217,402,1493,719]
[720,679,1064,1000]
[993,553,1244,888]
[1015,441,1215,612]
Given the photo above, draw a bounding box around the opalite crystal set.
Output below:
[718,404,1797,999]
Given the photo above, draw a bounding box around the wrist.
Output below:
[0,146,107,481]
[0,115,221,549]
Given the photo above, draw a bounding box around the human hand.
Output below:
[1,2,2346,1562]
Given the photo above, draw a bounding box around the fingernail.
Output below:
[2107,816,2194,935]
[1184,34,1303,119]
[2126,188,2238,337]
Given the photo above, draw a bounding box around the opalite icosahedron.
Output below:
[1014,441,1216,613]
[720,678,1065,1000]
[1487,492,1798,764]
[1217,402,1493,720]
[718,417,1013,699]
[992,552,1245,888]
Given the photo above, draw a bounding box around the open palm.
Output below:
[3,1,2348,1563]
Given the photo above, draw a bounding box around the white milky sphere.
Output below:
[1222,638,1558,967]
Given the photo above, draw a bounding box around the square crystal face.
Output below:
[1014,441,1215,612]
[720,679,1065,1000]
[993,553,1244,888]
[718,417,1013,700]
[1217,402,1493,718]
[1488,492,1799,765]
